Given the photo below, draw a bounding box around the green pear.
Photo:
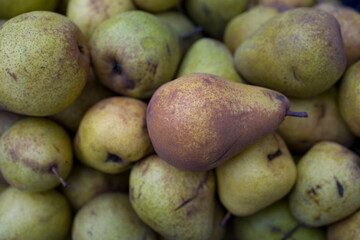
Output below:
[176,38,244,83]
[234,8,346,98]
[0,172,7,193]
[0,118,73,192]
[66,0,136,41]
[224,4,291,53]
[147,73,306,172]
[233,198,326,240]
[185,0,250,39]
[327,208,360,240]
[0,11,90,116]
[133,0,182,12]
[209,201,226,240]
[89,10,181,99]
[72,192,156,240]
[315,3,360,66]
[74,96,154,174]
[289,141,360,227]
[258,0,315,7]
[277,87,354,153]
[50,68,114,133]
[0,187,72,240]
[216,133,296,216]
[130,155,216,240]
[338,60,360,137]
[156,11,201,54]
[0,0,59,19]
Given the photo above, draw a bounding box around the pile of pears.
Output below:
[1,0,360,239]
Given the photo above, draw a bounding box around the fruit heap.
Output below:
[0,0,360,239]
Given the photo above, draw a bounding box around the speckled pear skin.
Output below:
[129,155,215,240]
[289,141,360,227]
[0,188,72,240]
[327,208,360,240]
[147,73,291,172]
[89,10,181,99]
[0,118,73,192]
[0,11,90,116]
[234,8,347,98]
[176,38,244,83]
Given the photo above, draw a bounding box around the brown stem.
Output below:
[285,110,308,118]
[51,166,69,188]
[180,26,202,40]
[220,211,232,227]
[281,223,302,240]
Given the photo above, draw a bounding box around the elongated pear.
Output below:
[147,73,305,171]
[327,209,360,240]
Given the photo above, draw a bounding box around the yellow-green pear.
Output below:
[66,0,136,41]
[74,96,154,174]
[224,4,291,53]
[0,118,73,192]
[234,8,347,98]
[0,0,59,19]
[147,73,307,172]
[89,10,181,99]
[338,60,360,137]
[277,87,354,153]
[50,68,114,133]
[258,0,316,7]
[176,38,244,83]
[185,0,250,39]
[0,173,7,193]
[130,155,216,240]
[327,208,360,240]
[133,0,182,12]
[72,192,157,240]
[315,3,360,66]
[0,11,90,116]
[216,133,296,216]
[156,11,201,54]
[289,141,360,227]
[0,188,72,240]
[233,198,326,240]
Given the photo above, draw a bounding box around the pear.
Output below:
[338,60,360,137]
[0,19,6,26]
[0,172,7,193]
[289,141,360,227]
[0,11,89,116]
[74,96,154,174]
[0,0,59,19]
[147,73,307,172]
[156,11,201,54]
[185,0,250,39]
[216,133,296,216]
[327,208,360,240]
[0,187,72,240]
[176,38,244,83]
[315,3,360,66]
[72,192,156,240]
[89,10,181,99]
[133,0,182,12]
[234,8,346,98]
[258,0,316,7]
[224,4,291,53]
[66,0,136,41]
[233,198,326,240]
[209,201,226,240]
[0,118,73,192]
[130,155,216,240]
[277,87,354,153]
[49,68,114,133]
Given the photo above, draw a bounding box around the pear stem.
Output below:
[180,26,202,40]
[220,211,232,227]
[281,223,302,240]
[285,110,308,118]
[51,166,69,188]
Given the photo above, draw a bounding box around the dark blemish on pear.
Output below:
[105,153,123,163]
[286,110,308,118]
[130,187,135,201]
[112,60,122,75]
[6,68,17,81]
[269,225,283,233]
[78,45,84,54]
[306,188,317,196]
[316,185,322,189]
[335,177,344,197]
[174,172,209,211]
[90,210,96,215]
[292,66,300,82]
[87,231,93,236]
[314,215,321,221]
[166,44,171,55]
[315,103,326,120]
[141,163,150,176]
[267,149,282,160]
